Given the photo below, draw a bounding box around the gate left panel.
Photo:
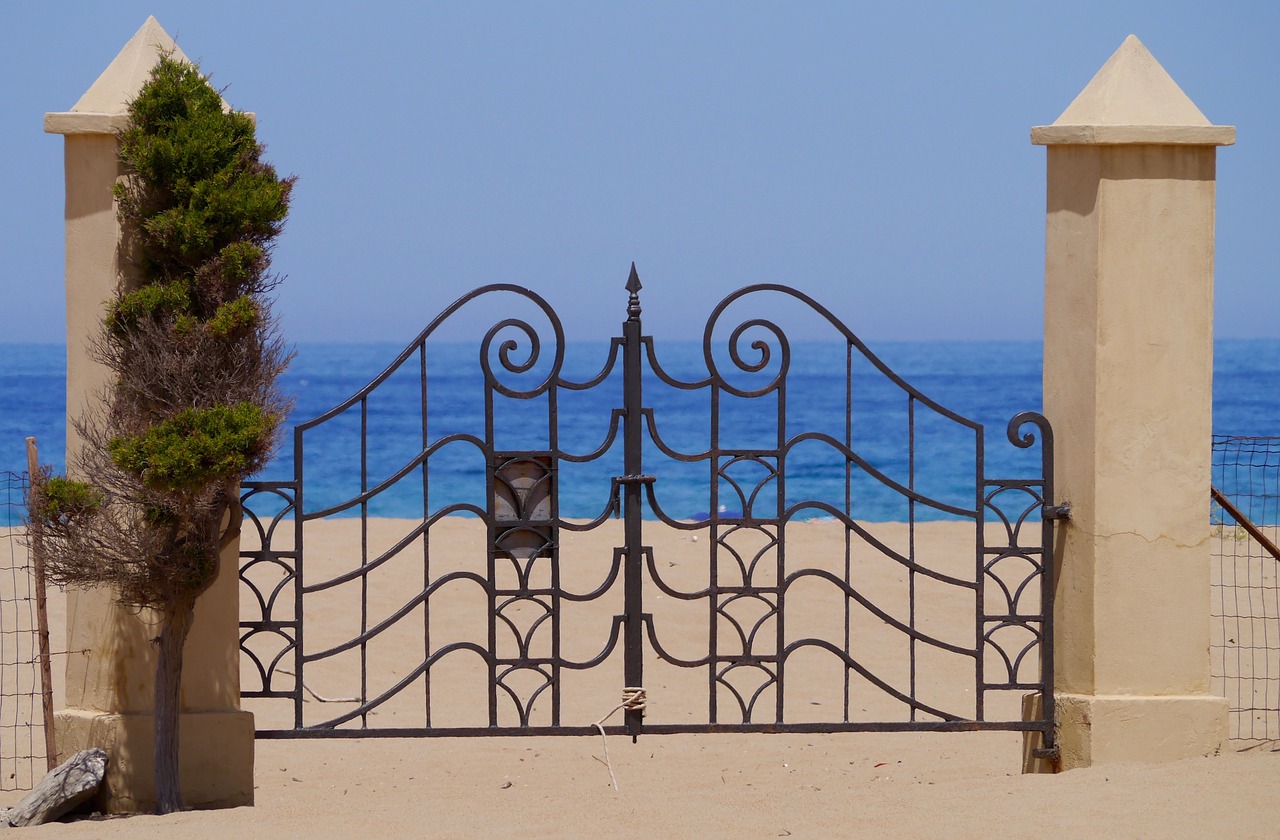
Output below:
[239,286,629,737]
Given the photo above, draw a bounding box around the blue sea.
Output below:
[3,339,1278,524]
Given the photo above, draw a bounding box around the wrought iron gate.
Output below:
[239,267,1061,756]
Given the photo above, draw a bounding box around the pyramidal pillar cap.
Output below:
[1032,35,1234,146]
[45,16,195,135]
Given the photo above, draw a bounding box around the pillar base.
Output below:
[1054,693,1227,770]
[55,708,254,814]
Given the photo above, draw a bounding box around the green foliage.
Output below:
[141,163,289,266]
[107,402,272,493]
[116,55,292,316]
[207,296,258,337]
[211,241,265,289]
[101,52,294,497]
[103,53,293,497]
[36,50,293,613]
[31,477,102,523]
[106,281,191,336]
[173,313,199,336]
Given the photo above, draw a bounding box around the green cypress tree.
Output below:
[30,54,293,814]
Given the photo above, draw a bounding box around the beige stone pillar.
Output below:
[45,17,253,812]
[1032,35,1233,769]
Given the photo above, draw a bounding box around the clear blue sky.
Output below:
[2,1,1276,345]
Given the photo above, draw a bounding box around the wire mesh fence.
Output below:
[1211,435,1280,744]
[0,471,50,789]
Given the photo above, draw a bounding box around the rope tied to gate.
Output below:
[592,687,646,791]
[620,686,647,715]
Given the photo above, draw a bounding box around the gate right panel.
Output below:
[628,285,1056,742]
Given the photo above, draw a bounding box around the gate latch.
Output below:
[611,474,656,517]
[616,474,657,485]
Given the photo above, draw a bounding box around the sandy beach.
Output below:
[3,517,1278,837]
[6,734,1278,838]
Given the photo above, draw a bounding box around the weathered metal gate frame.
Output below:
[239,268,1062,756]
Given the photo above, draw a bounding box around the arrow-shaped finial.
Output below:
[626,263,642,322]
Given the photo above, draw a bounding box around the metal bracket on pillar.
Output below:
[1042,502,1071,521]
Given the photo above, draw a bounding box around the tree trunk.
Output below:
[154,594,196,814]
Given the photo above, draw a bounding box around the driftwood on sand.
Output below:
[3,749,106,828]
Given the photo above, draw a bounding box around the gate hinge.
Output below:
[1042,502,1071,521]
[1032,744,1060,762]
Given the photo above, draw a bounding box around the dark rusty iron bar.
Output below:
[1039,417,1059,758]
[1213,485,1280,562]
[292,427,306,729]
[622,263,646,740]
[253,718,1053,739]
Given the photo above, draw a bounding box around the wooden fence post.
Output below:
[24,437,57,773]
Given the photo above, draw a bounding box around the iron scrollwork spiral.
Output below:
[480,303,565,399]
[702,316,790,398]
[1006,410,1053,455]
